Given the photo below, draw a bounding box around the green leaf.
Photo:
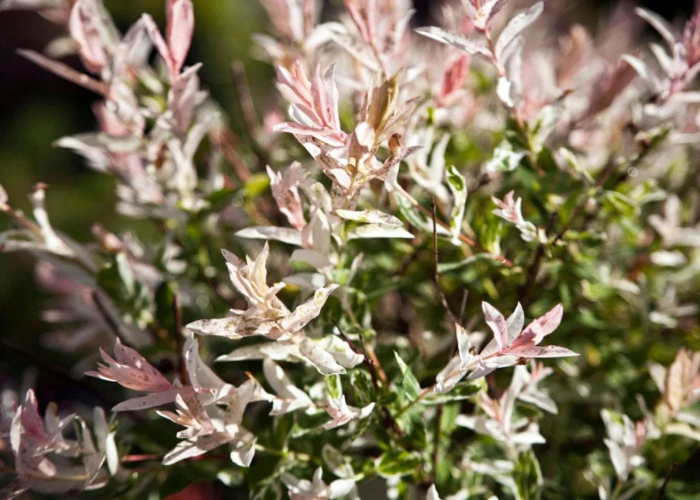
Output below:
[446,165,467,245]
[325,374,343,400]
[513,450,542,500]
[292,412,331,437]
[351,370,376,407]
[376,450,423,478]
[155,280,178,332]
[559,147,594,184]
[395,193,450,237]
[244,173,271,198]
[485,141,526,172]
[378,393,398,406]
[422,381,482,405]
[393,352,421,401]
[97,252,153,328]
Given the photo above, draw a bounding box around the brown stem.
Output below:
[333,320,402,436]
[122,454,230,464]
[0,338,121,408]
[333,320,378,389]
[458,289,469,327]
[91,289,133,347]
[432,403,443,481]
[232,62,270,169]
[210,127,252,183]
[172,287,188,385]
[432,198,459,328]
[412,199,512,267]
[232,61,260,139]
[655,462,678,500]
[518,211,558,308]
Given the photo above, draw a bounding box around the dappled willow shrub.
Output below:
[1,0,699,499]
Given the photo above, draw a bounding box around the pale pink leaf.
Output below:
[235,226,303,246]
[69,0,108,73]
[482,302,509,353]
[506,345,578,358]
[142,13,175,79]
[166,0,194,75]
[17,49,109,95]
[635,7,677,49]
[111,389,184,412]
[514,304,564,348]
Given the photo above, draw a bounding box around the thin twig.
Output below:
[520,140,657,307]
[412,200,512,267]
[458,289,469,326]
[0,338,120,407]
[448,289,470,359]
[122,454,230,464]
[232,61,260,139]
[333,320,379,391]
[432,404,443,481]
[432,199,459,328]
[518,210,558,308]
[232,61,269,169]
[655,462,678,500]
[172,286,188,385]
[333,320,403,436]
[432,199,456,475]
[91,289,132,347]
[210,127,252,183]
[17,49,110,96]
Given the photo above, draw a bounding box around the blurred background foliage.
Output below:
[0,0,696,477]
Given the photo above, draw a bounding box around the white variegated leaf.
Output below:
[299,338,345,375]
[186,317,242,338]
[346,224,414,240]
[336,209,403,226]
[235,226,302,246]
[415,26,490,56]
[494,2,543,60]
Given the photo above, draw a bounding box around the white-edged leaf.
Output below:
[446,165,467,245]
[111,389,182,412]
[336,209,403,226]
[234,226,302,246]
[394,191,451,236]
[290,249,332,268]
[263,359,313,414]
[494,1,543,61]
[427,484,442,500]
[482,302,508,353]
[0,182,7,208]
[474,0,511,30]
[216,342,298,363]
[506,303,525,341]
[299,338,346,375]
[415,26,490,56]
[635,8,677,49]
[318,335,364,368]
[279,284,339,333]
[496,77,513,107]
[621,54,656,86]
[485,143,526,172]
[186,317,242,338]
[506,345,579,358]
[346,224,414,240]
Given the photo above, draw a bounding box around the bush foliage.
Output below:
[1,0,699,499]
